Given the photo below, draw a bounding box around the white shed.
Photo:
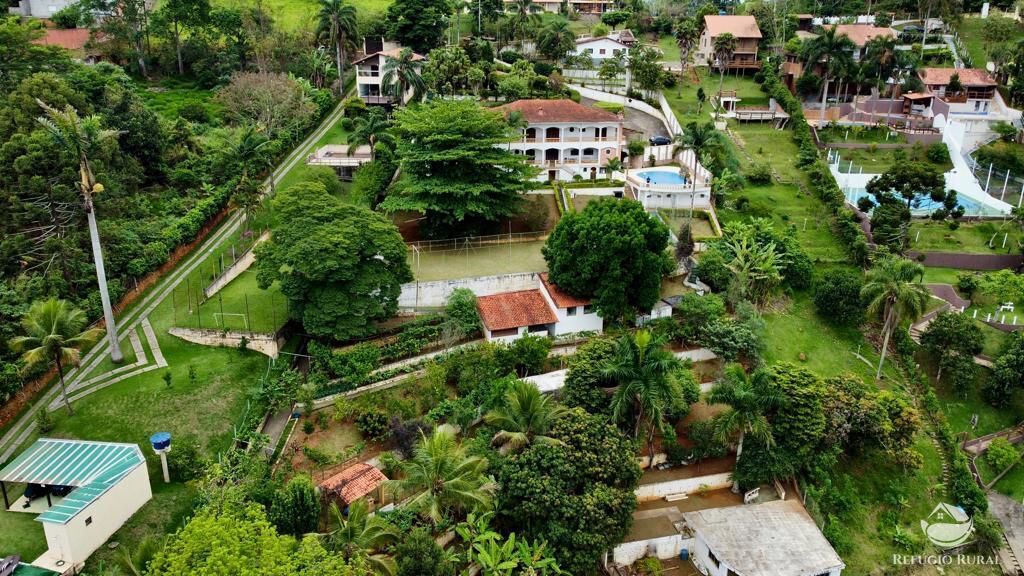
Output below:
[0,439,152,574]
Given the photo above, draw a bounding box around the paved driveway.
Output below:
[581,97,670,141]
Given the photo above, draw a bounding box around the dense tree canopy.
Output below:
[543,199,674,321]
[256,181,412,340]
[383,100,537,237]
[385,0,452,53]
[496,408,640,574]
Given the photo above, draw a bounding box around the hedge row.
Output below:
[759,64,870,266]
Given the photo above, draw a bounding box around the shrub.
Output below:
[35,408,54,434]
[179,103,212,124]
[396,528,450,576]
[745,162,773,184]
[927,142,950,164]
[390,417,432,458]
[302,420,315,434]
[51,4,81,28]
[355,410,390,441]
[812,269,864,325]
[268,475,321,537]
[958,272,980,297]
[167,436,207,482]
[672,293,725,343]
[445,288,480,338]
[985,437,1019,472]
[499,49,522,63]
[495,334,551,377]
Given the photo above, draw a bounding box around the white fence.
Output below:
[613,535,693,566]
[634,472,733,501]
[398,272,542,308]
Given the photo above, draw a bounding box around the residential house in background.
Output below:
[502,0,614,13]
[354,38,425,106]
[568,35,631,64]
[697,15,762,69]
[496,99,625,182]
[826,24,895,62]
[919,67,999,113]
[9,0,74,17]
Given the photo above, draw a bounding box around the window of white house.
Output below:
[567,306,577,316]
[599,48,606,54]
[585,48,594,54]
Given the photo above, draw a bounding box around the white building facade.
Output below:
[567,36,630,64]
[354,44,424,106]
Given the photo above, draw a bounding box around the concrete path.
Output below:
[988,492,1024,575]
[0,96,351,464]
[260,406,294,457]
[141,318,167,367]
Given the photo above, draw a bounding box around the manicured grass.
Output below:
[174,270,286,333]
[956,17,995,67]
[657,35,680,63]
[991,461,1024,500]
[817,125,906,145]
[661,68,766,125]
[731,122,806,183]
[921,266,965,285]
[909,219,1023,254]
[408,240,548,281]
[718,184,847,262]
[979,322,1010,357]
[831,147,953,175]
[761,292,902,383]
[0,490,47,560]
[208,0,392,30]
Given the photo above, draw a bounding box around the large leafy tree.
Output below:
[422,46,472,96]
[496,408,640,574]
[604,330,683,462]
[985,331,1024,407]
[920,311,984,395]
[542,198,675,321]
[385,0,451,53]
[485,379,567,454]
[316,0,358,93]
[152,0,211,75]
[268,474,321,538]
[255,181,412,340]
[37,100,125,363]
[323,500,398,575]
[865,162,948,209]
[707,363,783,491]
[388,425,496,524]
[383,99,537,236]
[10,298,100,415]
[0,19,73,92]
[860,257,930,379]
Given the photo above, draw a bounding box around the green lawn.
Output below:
[762,292,903,383]
[661,69,766,125]
[956,18,994,67]
[909,219,1023,254]
[921,266,965,285]
[0,488,47,560]
[991,461,1024,500]
[718,184,847,262]
[408,240,548,281]
[817,125,906,145]
[831,147,953,175]
[173,270,286,334]
[731,122,806,183]
[657,210,716,238]
[657,35,680,63]
[136,77,222,122]
[207,0,392,30]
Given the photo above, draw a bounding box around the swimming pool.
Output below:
[635,170,687,185]
[844,188,1003,216]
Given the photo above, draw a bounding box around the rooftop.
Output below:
[682,499,845,576]
[352,48,425,66]
[575,35,630,48]
[495,99,621,124]
[319,462,387,504]
[919,67,997,87]
[476,289,558,331]
[0,438,145,525]
[826,24,894,46]
[539,273,590,308]
[703,15,763,39]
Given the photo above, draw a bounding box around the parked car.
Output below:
[649,135,672,146]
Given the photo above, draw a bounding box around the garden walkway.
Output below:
[908,284,995,368]
[0,97,351,465]
[989,491,1024,576]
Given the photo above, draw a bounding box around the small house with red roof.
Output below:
[319,462,388,510]
[475,274,603,343]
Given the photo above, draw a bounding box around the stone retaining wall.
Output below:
[168,327,283,358]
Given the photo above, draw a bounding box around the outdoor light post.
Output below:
[150,432,172,483]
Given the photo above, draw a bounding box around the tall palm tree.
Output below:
[226,125,273,226]
[507,0,541,47]
[861,257,930,379]
[316,0,358,93]
[803,27,854,124]
[347,109,393,161]
[536,18,575,61]
[323,500,398,575]
[10,299,102,415]
[37,100,124,363]
[673,17,699,96]
[707,363,782,491]
[672,121,721,219]
[382,48,426,104]
[712,33,737,121]
[603,330,683,464]
[865,35,897,95]
[388,425,496,524]
[484,380,568,455]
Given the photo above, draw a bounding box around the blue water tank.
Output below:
[150,432,171,451]
[679,549,690,561]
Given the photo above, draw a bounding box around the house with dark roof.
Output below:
[0,439,152,573]
[495,99,625,182]
[698,16,762,69]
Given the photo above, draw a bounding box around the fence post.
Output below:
[985,163,993,193]
[219,292,225,330]
[1001,171,1009,201]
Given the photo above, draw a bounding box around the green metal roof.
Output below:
[0,439,145,525]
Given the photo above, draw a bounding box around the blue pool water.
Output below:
[636,170,687,185]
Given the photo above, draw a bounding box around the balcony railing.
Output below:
[361,95,394,104]
[519,136,619,144]
[357,70,380,77]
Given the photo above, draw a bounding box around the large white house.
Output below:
[495,99,625,182]
[502,0,613,13]
[354,41,425,106]
[567,35,631,64]
[0,438,152,573]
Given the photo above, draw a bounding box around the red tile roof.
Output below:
[919,67,997,87]
[476,289,558,332]
[539,273,590,308]
[319,463,387,504]
[32,28,91,51]
[495,99,620,123]
[704,15,763,39]
[826,24,894,46]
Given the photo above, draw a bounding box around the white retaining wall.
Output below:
[634,472,734,501]
[398,272,541,308]
[569,84,668,125]
[613,535,694,566]
[168,327,283,358]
